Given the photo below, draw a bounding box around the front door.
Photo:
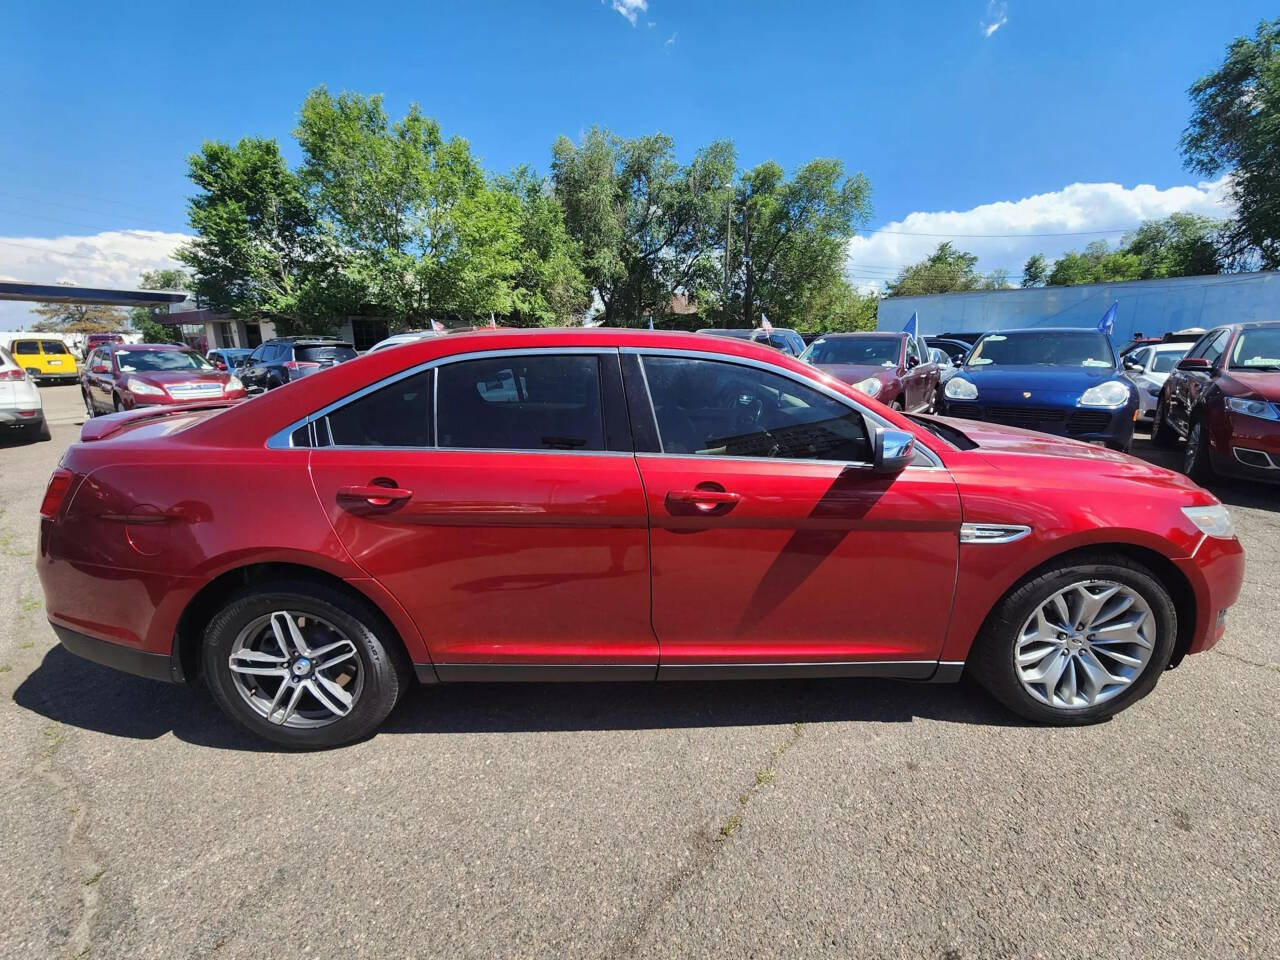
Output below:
[306,351,657,674]
[625,352,962,673]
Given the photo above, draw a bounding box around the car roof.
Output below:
[1238,320,1280,330]
[110,343,188,351]
[814,331,904,338]
[981,327,1109,336]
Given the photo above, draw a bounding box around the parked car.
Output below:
[37,329,1243,748]
[207,347,254,371]
[367,331,438,353]
[941,327,1138,452]
[1152,321,1280,483]
[926,337,972,365]
[1122,341,1192,421]
[0,346,48,441]
[240,337,358,392]
[81,343,247,415]
[697,327,806,357]
[800,331,939,412]
[84,332,125,356]
[1119,329,1205,361]
[6,336,78,384]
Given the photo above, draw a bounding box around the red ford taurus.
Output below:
[38,330,1244,748]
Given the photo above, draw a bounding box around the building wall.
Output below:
[876,271,1280,343]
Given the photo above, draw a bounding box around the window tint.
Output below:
[1200,329,1231,366]
[13,341,39,355]
[906,337,921,364]
[437,355,604,451]
[640,356,870,462]
[327,369,434,447]
[42,341,69,355]
[249,346,265,362]
[297,344,357,363]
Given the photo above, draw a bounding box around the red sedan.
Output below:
[39,330,1244,748]
[800,331,939,413]
[81,343,247,416]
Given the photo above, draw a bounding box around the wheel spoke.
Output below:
[1016,642,1058,668]
[1060,658,1079,705]
[270,611,311,656]
[1072,584,1118,630]
[1091,614,1151,648]
[272,681,307,725]
[308,676,353,718]
[1089,644,1145,669]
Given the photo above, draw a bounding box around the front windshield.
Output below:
[1149,348,1189,373]
[115,349,213,372]
[967,331,1115,368]
[1229,329,1280,370]
[801,336,900,367]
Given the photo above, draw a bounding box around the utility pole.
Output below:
[722,198,732,327]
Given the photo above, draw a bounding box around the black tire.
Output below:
[1150,400,1178,448]
[970,555,1177,725]
[890,398,905,412]
[1106,439,1132,454]
[1183,414,1214,484]
[202,580,412,749]
[112,393,124,413]
[82,389,96,418]
[28,418,51,442]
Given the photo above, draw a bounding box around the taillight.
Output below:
[40,469,74,520]
[0,368,25,381]
[284,360,320,371]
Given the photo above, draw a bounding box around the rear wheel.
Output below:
[202,581,412,749]
[970,556,1176,725]
[1183,415,1214,484]
[1150,400,1178,448]
[112,393,124,413]
[82,389,96,418]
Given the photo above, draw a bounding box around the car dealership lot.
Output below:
[1,385,1277,959]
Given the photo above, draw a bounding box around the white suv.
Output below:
[0,346,48,441]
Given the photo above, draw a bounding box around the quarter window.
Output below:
[326,369,434,447]
[1200,329,1231,366]
[639,356,871,462]
[436,355,605,451]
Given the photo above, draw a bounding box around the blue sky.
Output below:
[0,0,1274,322]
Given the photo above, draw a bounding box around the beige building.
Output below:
[161,302,390,353]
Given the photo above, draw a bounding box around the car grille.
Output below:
[166,382,223,399]
[954,404,1114,436]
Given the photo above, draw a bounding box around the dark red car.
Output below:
[799,331,940,412]
[1152,321,1280,483]
[40,330,1243,748]
[81,343,247,416]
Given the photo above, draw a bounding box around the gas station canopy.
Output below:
[0,281,187,308]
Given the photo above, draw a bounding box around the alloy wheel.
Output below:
[1014,580,1155,709]
[1184,422,1201,474]
[228,611,364,728]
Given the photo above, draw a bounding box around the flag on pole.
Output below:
[648,314,654,330]
[1097,301,1118,336]
[902,312,918,337]
[760,313,773,333]
[489,312,496,329]
[430,319,445,332]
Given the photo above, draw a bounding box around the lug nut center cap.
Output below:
[292,657,312,676]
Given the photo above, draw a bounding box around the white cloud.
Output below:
[846,178,1234,291]
[605,0,647,26]
[981,1,1008,37]
[665,32,677,46]
[0,230,191,329]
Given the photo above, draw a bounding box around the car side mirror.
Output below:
[1123,359,1141,370]
[91,364,109,374]
[1177,357,1211,372]
[872,426,915,474]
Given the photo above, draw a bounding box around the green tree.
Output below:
[1182,18,1280,268]
[129,269,188,343]
[1044,215,1225,286]
[794,277,878,333]
[728,158,871,326]
[1021,254,1048,287]
[29,300,129,334]
[885,242,998,296]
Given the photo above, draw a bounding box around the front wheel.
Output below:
[1183,416,1214,484]
[82,389,96,418]
[202,581,412,749]
[1150,401,1178,448]
[970,556,1176,725]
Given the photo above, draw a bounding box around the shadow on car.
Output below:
[13,644,1026,753]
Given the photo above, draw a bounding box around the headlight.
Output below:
[225,375,244,392]
[1079,380,1130,408]
[944,378,978,400]
[126,378,165,396]
[1226,397,1279,421]
[1182,504,1235,538]
[852,376,882,398]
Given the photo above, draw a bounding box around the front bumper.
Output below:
[942,399,1136,446]
[1213,412,1280,483]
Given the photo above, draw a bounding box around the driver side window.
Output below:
[639,356,870,462]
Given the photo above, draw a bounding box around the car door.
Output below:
[241,345,267,391]
[900,336,929,411]
[306,349,657,675]
[623,350,962,674]
[83,349,102,408]
[1175,329,1229,429]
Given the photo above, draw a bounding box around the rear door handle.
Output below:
[337,484,413,507]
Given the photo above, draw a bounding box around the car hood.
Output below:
[956,364,1123,402]
[813,363,899,385]
[1219,369,1280,402]
[123,370,231,386]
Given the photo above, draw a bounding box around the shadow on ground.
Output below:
[1130,430,1279,513]
[13,644,1022,753]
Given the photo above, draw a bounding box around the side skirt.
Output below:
[419,661,966,683]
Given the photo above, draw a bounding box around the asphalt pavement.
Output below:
[1,385,1277,959]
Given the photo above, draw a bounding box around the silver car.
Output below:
[1122,341,1192,420]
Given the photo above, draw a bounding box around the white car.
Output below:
[1122,341,1192,420]
[0,345,49,441]
[367,330,439,353]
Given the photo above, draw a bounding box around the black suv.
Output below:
[239,337,357,392]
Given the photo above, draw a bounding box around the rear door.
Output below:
[307,348,657,673]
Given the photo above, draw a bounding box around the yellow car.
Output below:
[7,337,80,384]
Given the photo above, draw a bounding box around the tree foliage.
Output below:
[30,299,129,334]
[1043,214,1226,286]
[1182,18,1280,269]
[884,242,1007,297]
[129,269,188,344]
[1021,254,1047,288]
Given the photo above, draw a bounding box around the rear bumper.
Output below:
[51,623,179,683]
[0,408,42,427]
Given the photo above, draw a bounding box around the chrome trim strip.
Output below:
[435,664,658,682]
[959,523,1032,544]
[1232,446,1278,469]
[657,660,939,681]
[929,661,966,683]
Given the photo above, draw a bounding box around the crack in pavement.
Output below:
[1213,648,1280,674]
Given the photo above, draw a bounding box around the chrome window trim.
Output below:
[959,523,1032,544]
[622,346,942,469]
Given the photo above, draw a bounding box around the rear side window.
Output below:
[13,341,39,355]
[437,355,604,451]
[326,370,434,447]
[639,356,870,462]
[297,345,357,363]
[42,341,69,355]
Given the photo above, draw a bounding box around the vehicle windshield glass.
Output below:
[115,350,213,372]
[1229,329,1280,370]
[967,331,1115,368]
[1149,348,1189,373]
[801,336,900,367]
[297,345,357,362]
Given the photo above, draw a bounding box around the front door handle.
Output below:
[337,484,413,507]
[665,485,742,515]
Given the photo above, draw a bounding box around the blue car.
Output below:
[940,327,1138,452]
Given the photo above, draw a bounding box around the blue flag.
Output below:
[903,312,918,337]
[1097,301,1118,336]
